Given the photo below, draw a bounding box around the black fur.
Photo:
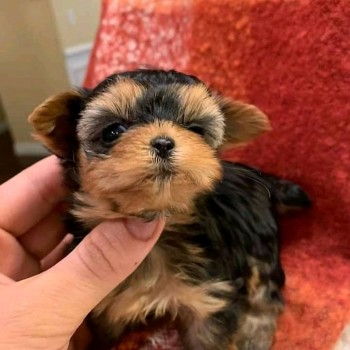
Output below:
[91,69,201,97]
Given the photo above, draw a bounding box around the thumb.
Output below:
[34,218,164,329]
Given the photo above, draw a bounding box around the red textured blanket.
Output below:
[85,1,350,349]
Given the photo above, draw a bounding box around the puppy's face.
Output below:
[28,70,270,225]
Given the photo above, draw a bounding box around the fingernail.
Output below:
[63,233,74,245]
[125,219,160,241]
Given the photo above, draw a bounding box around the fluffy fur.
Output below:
[28,69,310,350]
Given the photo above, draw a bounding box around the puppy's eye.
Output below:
[102,123,127,144]
[188,124,205,136]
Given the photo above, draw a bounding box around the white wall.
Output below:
[50,0,101,87]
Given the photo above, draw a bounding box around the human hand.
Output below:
[0,156,165,350]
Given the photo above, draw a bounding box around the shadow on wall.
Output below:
[0,98,45,184]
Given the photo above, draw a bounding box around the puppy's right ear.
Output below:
[28,90,88,158]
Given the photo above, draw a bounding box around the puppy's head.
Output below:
[29,70,270,225]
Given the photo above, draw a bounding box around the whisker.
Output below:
[221,164,261,176]
[67,151,81,180]
[220,164,271,198]
[238,174,271,198]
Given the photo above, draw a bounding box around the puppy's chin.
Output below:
[71,155,221,228]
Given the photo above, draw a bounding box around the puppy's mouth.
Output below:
[154,155,178,180]
[153,159,177,181]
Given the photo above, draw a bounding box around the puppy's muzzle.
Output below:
[151,136,175,159]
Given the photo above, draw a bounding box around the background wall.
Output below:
[51,0,101,90]
[0,0,70,147]
[50,0,100,49]
[0,0,100,153]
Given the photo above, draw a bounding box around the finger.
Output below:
[40,234,74,270]
[33,218,165,331]
[0,273,14,286]
[19,209,67,259]
[0,228,40,280]
[0,156,66,236]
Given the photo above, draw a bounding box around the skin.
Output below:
[0,156,165,350]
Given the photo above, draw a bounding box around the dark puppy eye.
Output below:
[188,124,205,136]
[102,123,127,144]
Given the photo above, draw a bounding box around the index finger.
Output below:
[0,156,66,236]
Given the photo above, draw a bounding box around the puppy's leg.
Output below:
[233,310,279,350]
[232,263,284,350]
[182,308,279,350]
[179,307,278,350]
[178,305,239,350]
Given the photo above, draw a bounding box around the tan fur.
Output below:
[73,122,222,225]
[85,78,145,119]
[166,211,197,227]
[247,265,261,295]
[93,244,232,327]
[216,97,271,151]
[177,84,225,148]
[177,84,221,122]
[246,258,283,313]
[28,90,83,157]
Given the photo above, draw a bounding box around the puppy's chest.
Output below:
[92,235,234,327]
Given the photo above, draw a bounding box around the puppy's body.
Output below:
[28,69,310,349]
[69,161,299,350]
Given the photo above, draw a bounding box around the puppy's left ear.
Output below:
[217,97,271,151]
[28,89,88,158]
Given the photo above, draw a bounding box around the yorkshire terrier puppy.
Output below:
[28,69,310,350]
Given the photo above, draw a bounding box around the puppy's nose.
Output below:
[151,137,175,159]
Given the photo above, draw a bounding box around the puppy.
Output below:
[28,69,310,350]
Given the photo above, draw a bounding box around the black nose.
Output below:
[151,137,175,159]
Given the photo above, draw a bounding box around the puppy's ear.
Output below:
[217,97,271,150]
[28,90,88,158]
